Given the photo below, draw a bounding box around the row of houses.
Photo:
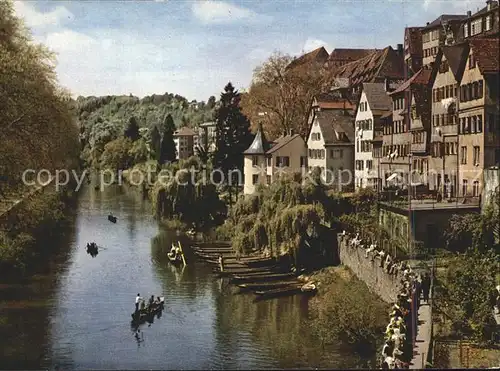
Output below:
[242,1,499,251]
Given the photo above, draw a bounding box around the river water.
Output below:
[0,185,374,369]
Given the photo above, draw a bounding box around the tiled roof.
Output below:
[327,48,377,63]
[389,69,433,95]
[286,47,330,70]
[174,127,196,136]
[244,124,270,155]
[468,1,498,18]
[405,27,423,55]
[314,91,356,110]
[329,46,405,87]
[362,83,392,111]
[469,37,500,73]
[266,134,303,154]
[423,14,467,29]
[314,110,355,145]
[441,43,470,81]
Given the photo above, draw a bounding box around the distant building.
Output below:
[173,127,196,160]
[242,126,307,195]
[197,121,217,153]
[404,27,424,77]
[285,47,329,71]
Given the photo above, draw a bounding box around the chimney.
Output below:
[397,43,403,55]
[426,22,430,26]
[467,10,472,17]
[486,0,493,10]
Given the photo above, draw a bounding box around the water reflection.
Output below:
[1,185,378,369]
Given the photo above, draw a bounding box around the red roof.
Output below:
[389,69,432,95]
[286,47,329,70]
[469,38,499,74]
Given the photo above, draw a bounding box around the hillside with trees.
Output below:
[73,93,217,169]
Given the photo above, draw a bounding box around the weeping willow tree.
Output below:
[218,173,333,265]
[150,156,226,229]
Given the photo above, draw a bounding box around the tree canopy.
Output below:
[159,114,176,164]
[0,0,79,189]
[241,52,329,139]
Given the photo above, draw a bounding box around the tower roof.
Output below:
[243,124,270,155]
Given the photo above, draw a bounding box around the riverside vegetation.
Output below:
[0,0,79,277]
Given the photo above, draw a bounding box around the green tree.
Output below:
[207,95,216,109]
[124,116,140,141]
[435,249,499,344]
[150,125,161,162]
[213,82,252,202]
[100,137,133,171]
[159,114,176,164]
[0,0,79,187]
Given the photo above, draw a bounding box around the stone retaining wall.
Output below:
[337,233,401,303]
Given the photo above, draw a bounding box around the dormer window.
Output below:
[486,15,492,31]
[463,23,469,38]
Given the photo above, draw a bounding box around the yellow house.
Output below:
[243,126,307,195]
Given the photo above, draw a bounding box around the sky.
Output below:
[13,0,488,102]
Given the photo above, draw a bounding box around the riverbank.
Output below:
[0,184,77,279]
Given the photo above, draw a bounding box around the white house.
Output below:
[354,83,392,190]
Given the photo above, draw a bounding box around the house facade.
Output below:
[307,109,355,191]
[458,37,499,199]
[173,127,196,160]
[461,1,499,40]
[197,121,217,153]
[243,128,307,195]
[354,83,392,190]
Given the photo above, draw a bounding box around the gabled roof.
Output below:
[327,48,377,63]
[468,1,498,18]
[362,83,392,111]
[286,47,329,71]
[313,110,355,145]
[174,127,196,136]
[313,91,355,110]
[244,124,270,155]
[441,43,470,81]
[389,69,433,95]
[469,38,500,74]
[423,14,467,30]
[329,46,405,87]
[266,134,303,154]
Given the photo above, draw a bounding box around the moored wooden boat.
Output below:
[230,272,296,284]
[108,214,117,223]
[254,283,317,300]
[131,298,165,322]
[237,281,299,291]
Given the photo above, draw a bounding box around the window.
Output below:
[252,174,259,185]
[252,156,258,166]
[300,156,306,167]
[355,160,364,171]
[473,181,480,197]
[366,160,373,170]
[478,80,483,98]
[267,157,272,166]
[472,116,477,133]
[471,18,483,35]
[473,146,480,165]
[276,156,290,167]
[462,179,468,196]
[463,23,469,38]
[469,52,476,69]
[266,175,271,185]
[486,15,492,31]
[477,115,483,132]
[461,146,467,164]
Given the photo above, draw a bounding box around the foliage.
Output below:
[159,114,176,164]
[241,51,330,139]
[310,267,389,351]
[213,82,253,178]
[100,137,133,171]
[443,199,499,253]
[0,0,79,188]
[124,116,140,141]
[150,125,161,162]
[150,157,226,229]
[434,249,499,344]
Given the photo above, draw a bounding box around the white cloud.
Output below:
[13,1,74,29]
[191,1,265,24]
[302,38,330,54]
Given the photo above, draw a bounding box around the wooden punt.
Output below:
[229,273,296,284]
[254,284,317,300]
[237,281,299,291]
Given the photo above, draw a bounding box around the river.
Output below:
[0,185,374,369]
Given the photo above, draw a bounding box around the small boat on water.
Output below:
[86,242,99,257]
[237,281,298,291]
[168,241,187,266]
[108,214,117,223]
[230,272,296,284]
[131,297,165,323]
[254,283,317,300]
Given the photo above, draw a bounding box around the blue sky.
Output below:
[14,0,487,101]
